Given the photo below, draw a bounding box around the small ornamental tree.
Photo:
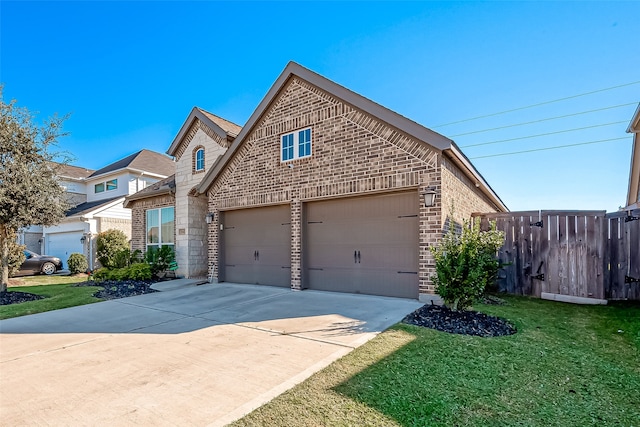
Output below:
[96,229,129,269]
[8,236,26,278]
[0,87,70,292]
[430,218,505,311]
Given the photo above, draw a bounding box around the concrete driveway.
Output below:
[0,282,422,426]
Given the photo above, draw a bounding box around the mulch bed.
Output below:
[0,291,45,305]
[0,280,157,306]
[402,303,517,337]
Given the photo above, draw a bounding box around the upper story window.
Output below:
[193,146,205,173]
[95,179,117,193]
[281,128,312,162]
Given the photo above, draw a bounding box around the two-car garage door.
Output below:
[221,191,419,298]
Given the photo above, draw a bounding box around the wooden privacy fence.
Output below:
[472,209,640,301]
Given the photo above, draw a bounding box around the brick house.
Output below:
[126,62,507,301]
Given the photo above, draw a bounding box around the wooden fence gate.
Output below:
[473,209,640,301]
[604,210,640,300]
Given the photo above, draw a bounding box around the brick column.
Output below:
[418,168,442,296]
[290,197,302,290]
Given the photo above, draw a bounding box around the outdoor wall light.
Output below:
[422,187,437,208]
[80,236,86,244]
[205,212,215,224]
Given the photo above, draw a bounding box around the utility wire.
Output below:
[449,102,638,137]
[470,137,628,159]
[461,120,628,148]
[432,81,640,128]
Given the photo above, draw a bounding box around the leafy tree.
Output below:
[430,218,505,311]
[7,233,26,278]
[0,87,69,292]
[96,229,130,269]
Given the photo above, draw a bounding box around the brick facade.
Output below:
[205,76,499,297]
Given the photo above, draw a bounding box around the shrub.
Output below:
[430,218,504,311]
[91,264,151,282]
[145,246,175,277]
[125,263,152,281]
[96,229,129,269]
[67,253,88,274]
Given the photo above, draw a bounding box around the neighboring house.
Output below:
[625,104,640,210]
[20,150,174,270]
[126,62,507,301]
[19,163,95,254]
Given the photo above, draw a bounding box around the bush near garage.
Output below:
[67,253,88,275]
[96,229,130,269]
[430,218,505,311]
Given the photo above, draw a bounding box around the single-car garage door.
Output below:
[46,231,84,267]
[304,191,419,299]
[221,205,291,287]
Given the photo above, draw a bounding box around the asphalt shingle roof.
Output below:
[89,149,175,178]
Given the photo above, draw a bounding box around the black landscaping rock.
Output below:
[402,304,517,337]
[74,280,157,300]
[0,291,45,305]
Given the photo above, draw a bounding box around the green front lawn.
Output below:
[232,296,640,427]
[1,275,101,319]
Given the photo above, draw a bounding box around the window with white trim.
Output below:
[146,207,175,251]
[94,178,118,193]
[281,128,312,162]
[195,148,205,171]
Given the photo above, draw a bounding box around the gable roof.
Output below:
[194,61,507,211]
[54,163,95,180]
[65,196,123,218]
[89,149,175,179]
[123,174,176,208]
[166,107,242,157]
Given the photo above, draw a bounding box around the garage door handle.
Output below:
[354,251,357,263]
[254,250,259,261]
[397,271,418,274]
[356,250,361,264]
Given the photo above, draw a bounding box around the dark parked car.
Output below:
[16,250,64,276]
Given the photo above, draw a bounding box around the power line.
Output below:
[449,102,638,137]
[432,81,640,128]
[469,137,629,159]
[460,120,628,148]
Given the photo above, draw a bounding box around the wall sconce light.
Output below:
[422,187,437,208]
[38,238,42,244]
[80,236,86,244]
[205,212,215,224]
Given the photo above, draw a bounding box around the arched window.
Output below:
[194,147,205,172]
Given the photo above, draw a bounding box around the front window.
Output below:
[281,127,312,162]
[146,207,175,251]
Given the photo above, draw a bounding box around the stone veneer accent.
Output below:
[206,76,499,297]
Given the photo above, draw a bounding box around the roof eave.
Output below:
[444,144,509,212]
[123,188,173,208]
[627,103,640,133]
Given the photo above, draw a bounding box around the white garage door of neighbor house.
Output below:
[47,232,83,267]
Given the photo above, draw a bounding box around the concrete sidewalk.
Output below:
[0,283,422,426]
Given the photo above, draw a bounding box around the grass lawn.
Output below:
[232,295,640,427]
[1,275,102,320]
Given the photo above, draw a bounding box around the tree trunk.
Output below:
[0,224,10,293]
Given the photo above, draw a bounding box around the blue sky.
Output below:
[1,1,638,212]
